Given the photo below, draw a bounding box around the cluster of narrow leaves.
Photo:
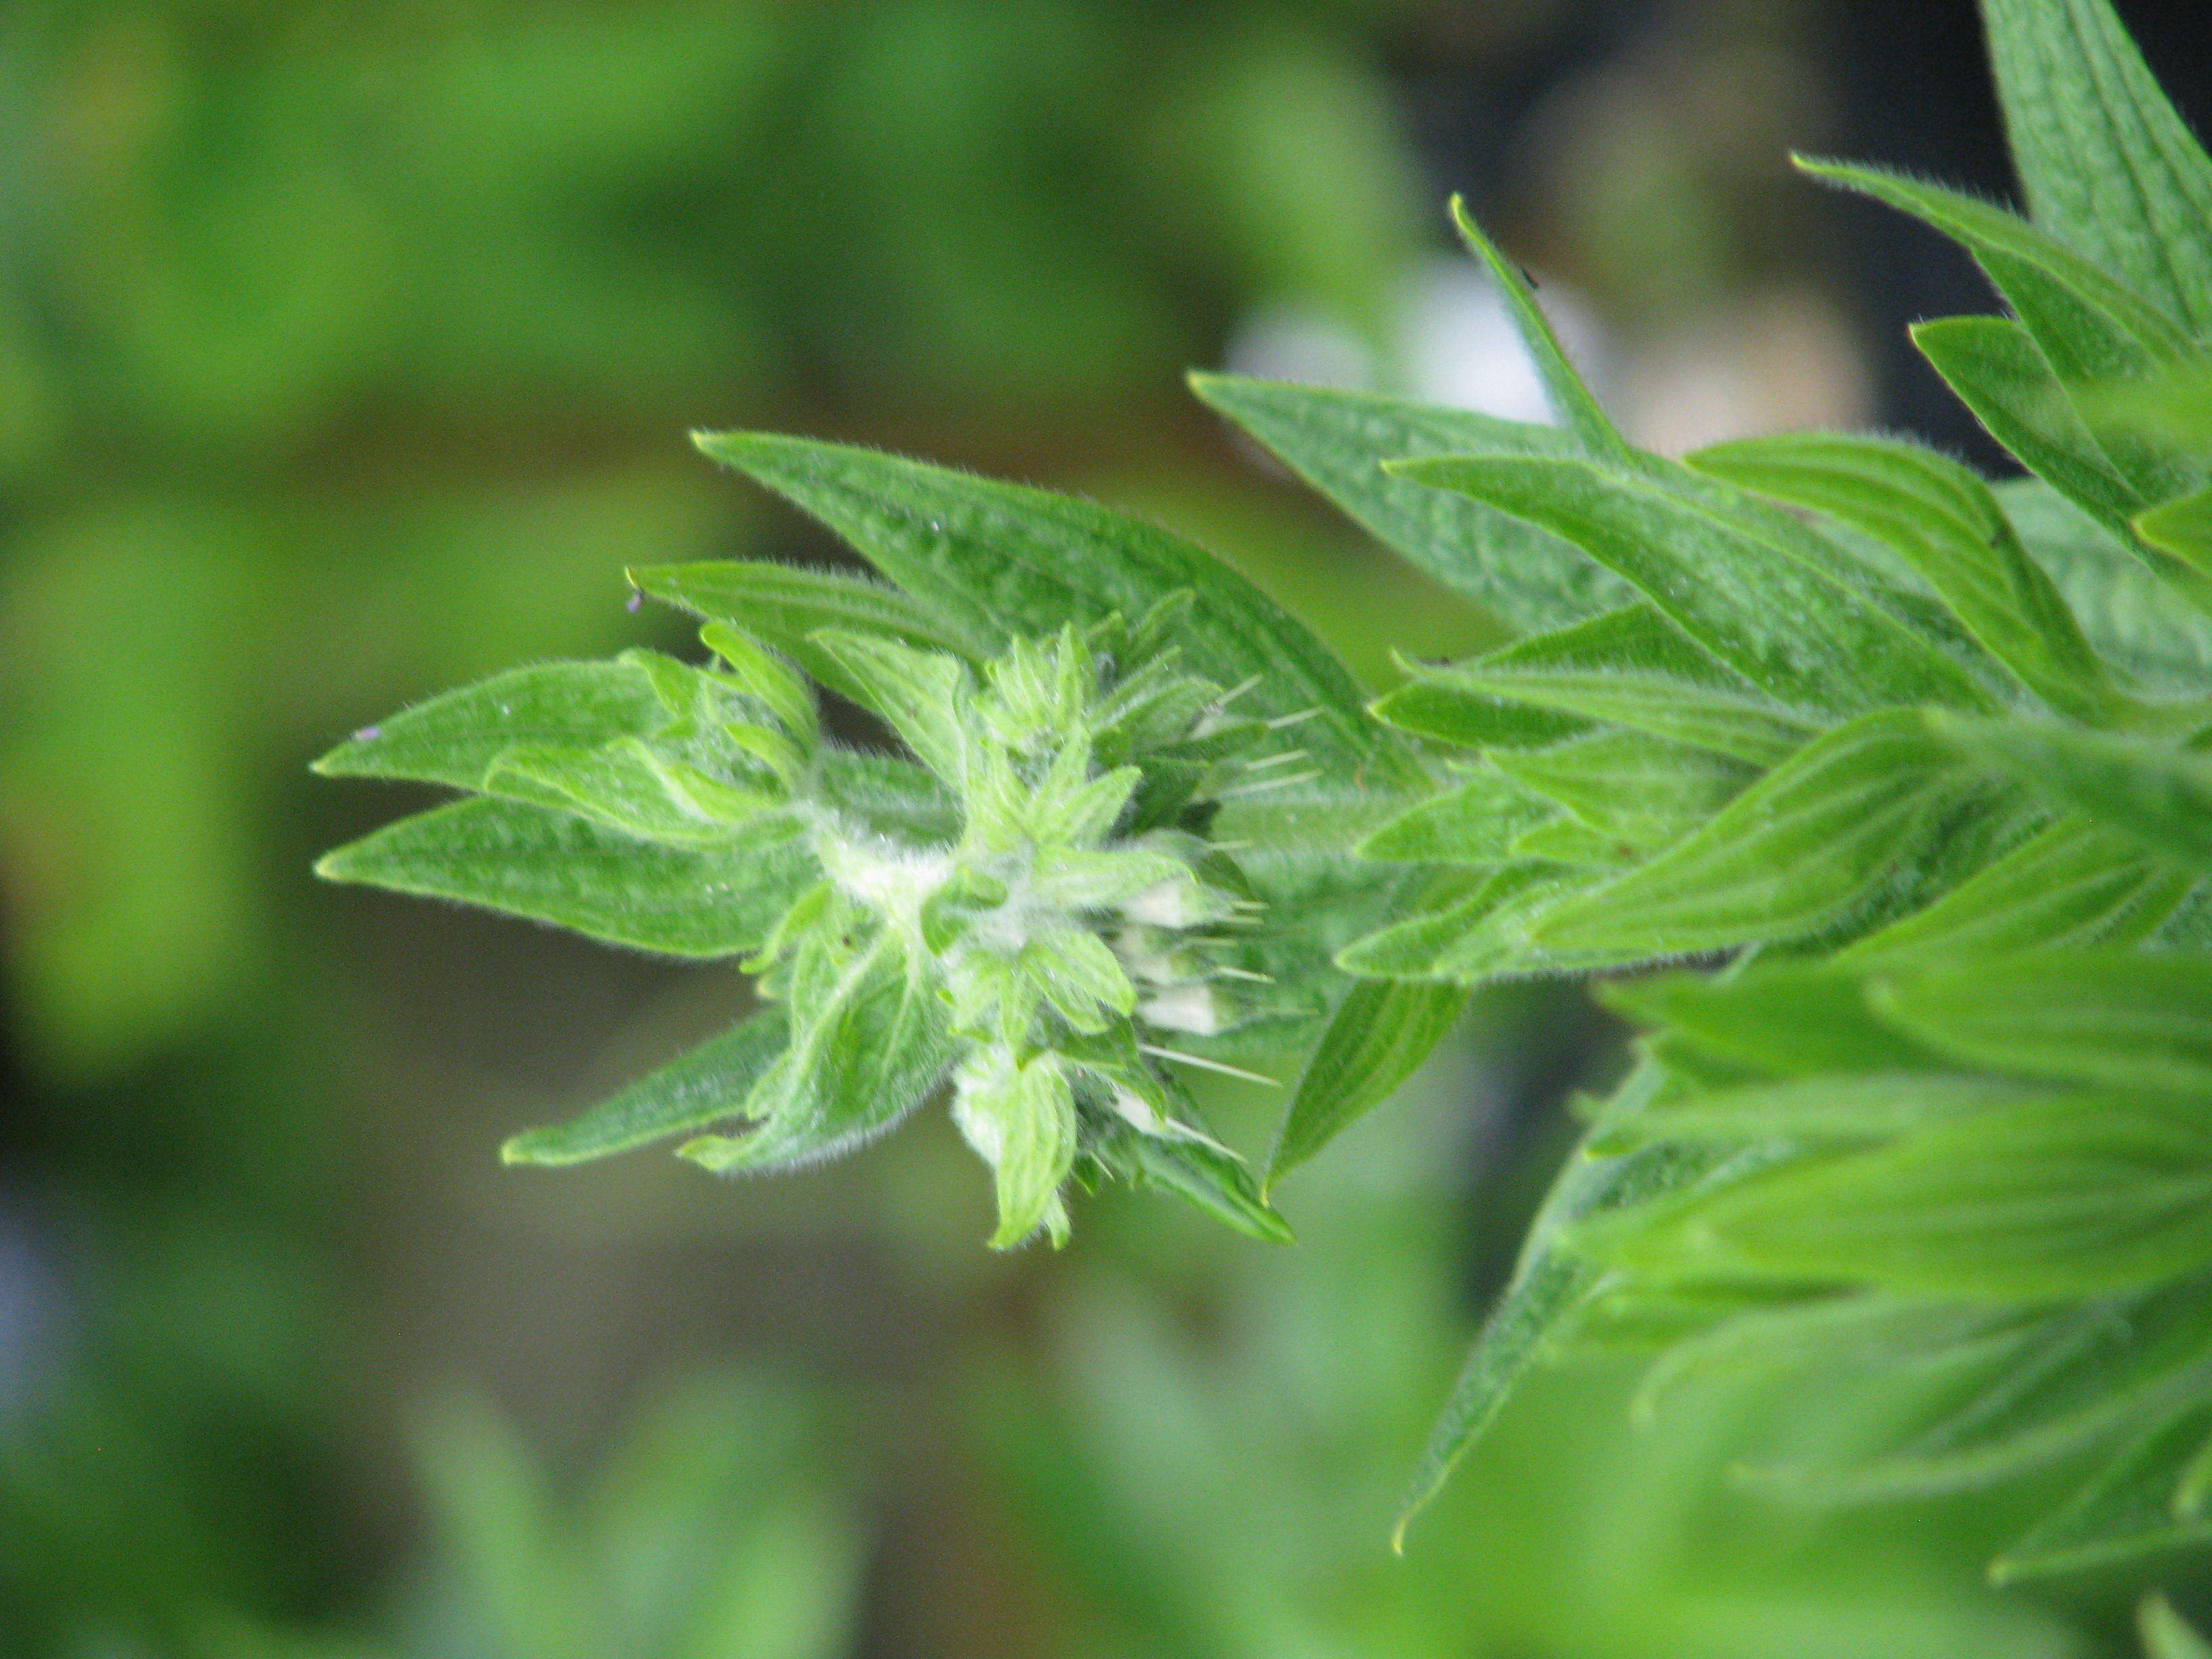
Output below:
[317,431,1443,1248]
[1181,0,2212,1586]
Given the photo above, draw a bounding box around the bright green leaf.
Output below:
[1267,979,1466,1186]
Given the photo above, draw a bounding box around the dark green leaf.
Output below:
[1187,373,1631,633]
[1390,456,1996,719]
[1397,603,1812,765]
[1982,0,2212,336]
[315,797,815,959]
[1530,711,1972,958]
[1939,716,2212,869]
[501,1008,790,1166]
[1689,432,2133,725]
[1267,980,1467,1186]
[1799,160,2193,377]
[1367,678,1589,752]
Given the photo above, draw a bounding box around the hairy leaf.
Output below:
[316,798,815,958]
[1391,455,1996,718]
[1187,373,1631,632]
[1982,0,2212,335]
[694,431,1411,784]
[1689,432,2132,724]
[502,1008,790,1166]
[1940,716,2212,869]
[1267,979,1467,1185]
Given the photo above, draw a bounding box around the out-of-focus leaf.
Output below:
[1595,1095,2212,1299]
[693,431,1412,784]
[1187,373,1629,633]
[1982,0,2212,335]
[2141,1594,2212,1659]
[2137,487,2212,579]
[1267,979,1465,1186]
[1395,1101,1730,1544]
[1870,951,2212,1094]
[502,1008,790,1166]
[1603,964,1946,1079]
[1600,1071,2026,1148]
[1992,1398,2212,1583]
[1391,456,1996,719]
[1689,432,2133,725]
[315,797,814,958]
[1529,711,1969,958]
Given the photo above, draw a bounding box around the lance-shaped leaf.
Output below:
[1187,373,1631,634]
[487,739,779,847]
[1336,861,1587,983]
[694,430,1413,786]
[1367,678,1588,752]
[1529,710,1972,959]
[1395,1094,1732,1544]
[316,797,815,958]
[1870,951,2212,1095]
[682,933,954,1175]
[1992,1396,2212,1583]
[1357,774,1558,865]
[1488,730,1758,858]
[1086,1113,1290,1244]
[808,631,972,790]
[1939,715,2212,869]
[1386,603,1813,765]
[502,1008,790,1166]
[1446,195,1628,460]
[1843,813,2190,960]
[1267,980,1467,1187]
[1982,0,2212,337]
[1389,455,1996,719]
[1801,160,2194,375]
[1595,1094,2212,1299]
[1746,1277,2212,1504]
[1689,432,2135,725]
[2141,1595,2212,1659]
[313,657,677,789]
[1914,316,2152,523]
